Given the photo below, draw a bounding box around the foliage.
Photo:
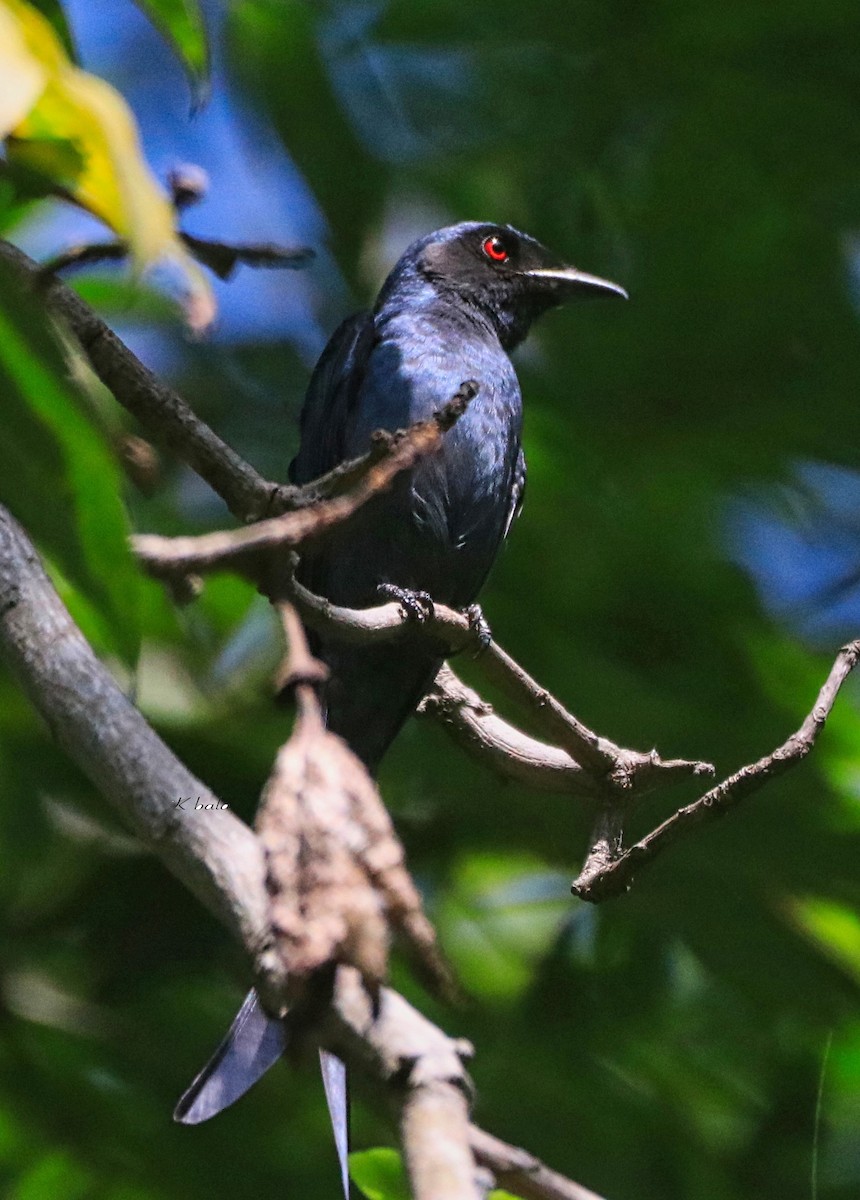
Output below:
[1,1,860,1199]
[0,0,212,326]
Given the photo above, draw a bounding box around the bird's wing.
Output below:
[504,446,527,540]
[289,310,377,485]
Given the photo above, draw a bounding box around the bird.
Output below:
[173,221,626,1192]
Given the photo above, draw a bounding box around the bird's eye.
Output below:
[482,235,509,263]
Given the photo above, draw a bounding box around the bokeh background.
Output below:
[2,1,860,1197]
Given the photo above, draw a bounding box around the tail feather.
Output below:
[323,642,444,771]
[173,989,287,1125]
[320,1049,350,1197]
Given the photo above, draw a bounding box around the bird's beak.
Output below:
[524,266,628,301]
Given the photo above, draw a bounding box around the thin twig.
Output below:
[287,577,712,792]
[37,234,316,281]
[571,640,860,901]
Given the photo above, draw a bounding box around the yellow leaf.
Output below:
[0,7,47,134]
[1,0,214,330]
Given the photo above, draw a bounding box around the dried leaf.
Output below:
[257,694,451,998]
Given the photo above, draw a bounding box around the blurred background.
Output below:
[1,1,860,1197]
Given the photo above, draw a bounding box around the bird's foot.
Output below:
[378,583,435,624]
[464,604,492,654]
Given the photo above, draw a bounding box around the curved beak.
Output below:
[524,266,628,301]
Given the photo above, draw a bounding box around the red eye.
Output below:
[482,235,509,263]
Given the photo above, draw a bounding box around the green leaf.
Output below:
[788,898,860,986]
[0,259,141,662]
[131,0,210,98]
[348,1147,526,1200]
[349,1148,411,1200]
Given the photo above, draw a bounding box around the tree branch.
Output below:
[418,666,600,796]
[0,503,272,958]
[571,640,860,901]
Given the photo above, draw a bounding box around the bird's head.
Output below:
[387,221,627,349]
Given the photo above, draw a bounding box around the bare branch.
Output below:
[288,576,713,795]
[285,576,612,768]
[419,666,599,796]
[180,232,315,279]
[36,234,315,281]
[572,640,860,901]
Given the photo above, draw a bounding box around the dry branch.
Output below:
[287,574,713,795]
[572,640,860,901]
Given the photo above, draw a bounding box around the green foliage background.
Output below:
[1,1,860,1198]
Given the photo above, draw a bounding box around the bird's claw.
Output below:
[378,583,435,624]
[465,604,492,654]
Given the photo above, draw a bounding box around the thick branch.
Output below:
[572,640,860,901]
[0,503,271,957]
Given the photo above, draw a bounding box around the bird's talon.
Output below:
[378,583,435,624]
[465,604,492,653]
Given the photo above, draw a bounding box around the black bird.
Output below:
[174,222,625,1189]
